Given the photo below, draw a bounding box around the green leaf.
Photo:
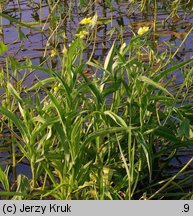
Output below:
[0,166,9,191]
[104,111,127,127]
[0,192,25,197]
[27,77,55,91]
[13,175,30,200]
[154,58,193,82]
[154,126,179,142]
[103,79,121,97]
[80,71,104,105]
[87,60,106,72]
[104,40,116,71]
[84,126,136,144]
[9,56,20,71]
[137,132,152,180]
[41,162,57,186]
[179,118,190,138]
[18,28,28,40]
[7,82,22,103]
[31,116,59,143]
[0,107,29,143]
[0,41,8,55]
[97,17,112,25]
[138,75,173,97]
[54,123,69,152]
[66,38,82,78]
[0,12,39,30]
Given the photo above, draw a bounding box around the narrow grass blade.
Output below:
[154,58,193,82]
[0,107,29,143]
[102,80,121,97]
[80,72,104,105]
[138,75,173,97]
[104,40,116,71]
[84,127,136,145]
[0,166,9,191]
[7,82,22,103]
[148,157,193,199]
[0,12,39,31]
[104,111,127,127]
[27,77,55,91]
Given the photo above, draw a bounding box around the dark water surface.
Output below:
[0,1,192,76]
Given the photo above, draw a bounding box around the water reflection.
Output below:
[0,0,192,77]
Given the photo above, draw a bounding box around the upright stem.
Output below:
[153,0,157,50]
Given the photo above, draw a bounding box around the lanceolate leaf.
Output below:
[179,118,190,138]
[0,107,29,143]
[104,111,127,127]
[7,82,22,103]
[102,80,121,97]
[80,71,104,105]
[104,40,116,71]
[138,75,173,97]
[0,12,39,30]
[137,132,152,180]
[154,58,193,82]
[84,126,136,145]
[0,166,9,191]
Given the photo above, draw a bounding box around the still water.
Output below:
[0,1,192,81]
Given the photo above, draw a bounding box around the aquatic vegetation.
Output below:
[0,0,193,200]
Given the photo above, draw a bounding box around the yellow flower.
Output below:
[137,26,149,36]
[62,45,67,55]
[54,86,59,92]
[51,49,57,57]
[75,30,88,38]
[79,17,92,25]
